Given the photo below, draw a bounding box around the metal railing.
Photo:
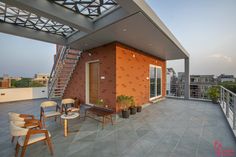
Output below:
[166,83,213,100]
[220,86,236,130]
[48,46,68,98]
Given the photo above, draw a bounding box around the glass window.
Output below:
[150,67,156,98]
[150,65,162,99]
[157,68,162,96]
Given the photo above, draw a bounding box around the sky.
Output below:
[0,0,236,77]
[146,0,236,75]
[0,34,55,77]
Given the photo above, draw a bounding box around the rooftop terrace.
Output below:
[0,98,235,157]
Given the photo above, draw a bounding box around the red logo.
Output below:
[213,140,235,157]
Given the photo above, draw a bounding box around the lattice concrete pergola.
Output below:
[0,0,190,98]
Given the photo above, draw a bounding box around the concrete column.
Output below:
[184,58,190,99]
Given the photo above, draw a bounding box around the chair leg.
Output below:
[20,146,27,157]
[11,136,15,143]
[110,115,113,125]
[39,121,43,129]
[84,111,87,121]
[46,138,54,155]
[15,143,20,157]
[102,116,105,129]
[54,116,57,122]
[43,117,46,128]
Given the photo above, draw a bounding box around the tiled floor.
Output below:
[0,98,236,157]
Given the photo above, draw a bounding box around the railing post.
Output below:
[220,87,222,105]
[184,58,190,99]
[222,89,225,108]
[233,96,236,130]
[226,91,230,118]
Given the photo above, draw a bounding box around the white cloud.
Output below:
[208,53,232,63]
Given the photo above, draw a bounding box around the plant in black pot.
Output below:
[96,99,104,106]
[129,96,137,115]
[137,104,142,113]
[117,95,131,118]
[207,86,220,104]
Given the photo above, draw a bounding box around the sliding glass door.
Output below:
[150,65,162,99]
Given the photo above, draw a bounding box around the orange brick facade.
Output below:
[63,42,166,112]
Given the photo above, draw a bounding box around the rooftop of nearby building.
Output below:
[0,98,235,157]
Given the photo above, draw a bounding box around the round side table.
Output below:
[61,112,79,137]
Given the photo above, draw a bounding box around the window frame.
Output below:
[149,64,162,100]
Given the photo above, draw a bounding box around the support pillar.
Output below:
[184,58,190,99]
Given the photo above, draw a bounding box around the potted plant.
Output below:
[207,86,220,104]
[117,95,131,118]
[137,105,142,112]
[129,96,137,115]
[96,99,108,108]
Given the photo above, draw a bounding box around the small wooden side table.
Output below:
[61,112,79,137]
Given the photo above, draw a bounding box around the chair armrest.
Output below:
[24,119,42,128]
[20,114,35,119]
[28,129,48,135]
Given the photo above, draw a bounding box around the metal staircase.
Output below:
[48,46,81,98]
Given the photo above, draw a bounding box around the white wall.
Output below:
[0,87,48,103]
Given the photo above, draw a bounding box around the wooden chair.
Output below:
[61,98,80,113]
[8,112,35,121]
[40,101,61,128]
[10,121,53,157]
[8,112,42,143]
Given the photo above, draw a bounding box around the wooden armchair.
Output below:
[8,112,35,121]
[40,101,61,128]
[61,98,80,113]
[8,112,42,143]
[10,121,53,157]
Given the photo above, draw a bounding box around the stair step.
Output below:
[56,78,69,80]
[58,70,73,73]
[55,84,66,86]
[54,88,64,90]
[62,66,75,68]
[66,54,79,58]
[53,91,63,93]
[63,62,76,65]
[65,57,78,61]
[67,52,80,56]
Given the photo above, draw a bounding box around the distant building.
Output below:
[0,79,11,88]
[171,73,216,99]
[166,68,177,95]
[190,75,216,99]
[33,73,49,86]
[217,74,235,83]
[3,74,22,81]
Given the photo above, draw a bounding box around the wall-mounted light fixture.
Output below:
[123,28,127,32]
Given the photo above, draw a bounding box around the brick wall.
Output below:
[115,43,166,111]
[63,43,117,111]
[63,42,166,112]
[0,79,11,88]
